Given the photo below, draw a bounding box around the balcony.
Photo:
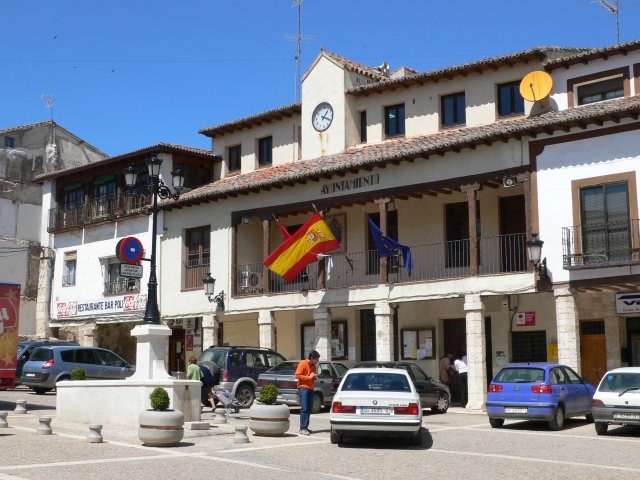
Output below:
[48,192,149,232]
[183,258,210,290]
[236,232,528,296]
[562,219,640,269]
[104,279,140,295]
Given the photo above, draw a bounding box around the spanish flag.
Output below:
[264,213,340,281]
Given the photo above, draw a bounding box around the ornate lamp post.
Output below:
[526,233,547,279]
[124,157,184,324]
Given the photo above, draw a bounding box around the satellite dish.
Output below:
[519,71,553,102]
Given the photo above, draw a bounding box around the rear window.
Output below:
[494,368,545,383]
[342,372,410,392]
[198,349,228,368]
[267,362,299,374]
[30,348,54,362]
[598,372,640,393]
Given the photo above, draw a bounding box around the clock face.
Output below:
[312,102,334,132]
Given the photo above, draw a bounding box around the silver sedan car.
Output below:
[257,360,348,413]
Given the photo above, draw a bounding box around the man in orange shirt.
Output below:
[295,350,320,435]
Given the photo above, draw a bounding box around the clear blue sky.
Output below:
[2,0,638,156]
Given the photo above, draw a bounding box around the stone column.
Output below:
[375,302,394,361]
[313,307,331,361]
[554,287,581,372]
[35,256,53,339]
[202,313,218,349]
[464,294,486,411]
[79,323,97,347]
[604,315,623,369]
[258,310,276,350]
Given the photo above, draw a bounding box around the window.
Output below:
[105,259,139,295]
[63,252,77,287]
[511,331,547,362]
[184,226,210,289]
[258,136,272,166]
[578,77,624,105]
[580,182,630,263]
[384,104,405,137]
[228,145,241,172]
[445,201,480,268]
[360,111,367,143]
[4,136,14,148]
[441,92,466,127]
[497,81,524,117]
[93,175,116,217]
[567,67,629,108]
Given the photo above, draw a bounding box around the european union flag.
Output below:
[366,213,413,276]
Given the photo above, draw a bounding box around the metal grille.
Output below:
[511,331,547,363]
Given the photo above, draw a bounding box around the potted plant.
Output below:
[248,383,290,436]
[138,387,184,446]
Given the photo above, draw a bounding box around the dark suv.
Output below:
[198,346,286,408]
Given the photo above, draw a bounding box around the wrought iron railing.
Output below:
[61,274,76,287]
[562,219,640,269]
[104,279,140,295]
[236,232,528,297]
[48,192,149,231]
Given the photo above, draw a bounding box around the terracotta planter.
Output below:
[248,402,290,436]
[138,409,184,447]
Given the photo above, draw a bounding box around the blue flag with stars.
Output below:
[365,213,413,276]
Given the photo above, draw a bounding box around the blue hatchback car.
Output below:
[486,363,596,430]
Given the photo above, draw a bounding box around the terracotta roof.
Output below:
[199,104,301,138]
[545,39,640,70]
[168,95,640,209]
[347,46,589,96]
[320,49,389,81]
[0,120,108,157]
[33,142,218,182]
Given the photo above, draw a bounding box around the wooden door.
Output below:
[580,320,606,386]
[169,328,186,376]
[499,195,526,272]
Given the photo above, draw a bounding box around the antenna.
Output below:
[596,0,620,45]
[41,95,55,122]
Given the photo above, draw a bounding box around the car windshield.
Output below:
[342,372,410,392]
[494,368,545,383]
[598,372,640,393]
[267,362,299,374]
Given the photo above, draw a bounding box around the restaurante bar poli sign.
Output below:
[56,294,147,318]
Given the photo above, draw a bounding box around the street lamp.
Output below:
[526,233,547,278]
[203,273,225,311]
[124,157,185,324]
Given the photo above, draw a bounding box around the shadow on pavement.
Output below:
[334,427,434,450]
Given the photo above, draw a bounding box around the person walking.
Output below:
[454,352,468,407]
[295,350,320,435]
[439,353,455,386]
[186,356,203,381]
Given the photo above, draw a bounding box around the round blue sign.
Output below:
[116,236,144,264]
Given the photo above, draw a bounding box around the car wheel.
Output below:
[32,387,51,395]
[235,383,255,408]
[330,428,343,445]
[432,392,450,413]
[408,428,422,446]
[489,418,504,428]
[595,422,608,435]
[548,406,565,431]
[585,413,594,423]
[311,392,322,414]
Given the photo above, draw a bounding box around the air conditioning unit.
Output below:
[503,176,517,188]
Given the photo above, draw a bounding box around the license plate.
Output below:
[613,413,640,420]
[361,407,390,415]
[24,373,35,377]
[505,407,527,414]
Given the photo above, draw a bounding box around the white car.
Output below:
[329,367,423,445]
[591,367,640,435]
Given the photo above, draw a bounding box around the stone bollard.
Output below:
[87,424,103,443]
[0,411,8,428]
[14,400,27,414]
[212,408,227,424]
[233,425,249,444]
[37,417,52,435]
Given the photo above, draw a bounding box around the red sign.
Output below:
[515,311,536,327]
[116,236,144,264]
[0,283,20,387]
